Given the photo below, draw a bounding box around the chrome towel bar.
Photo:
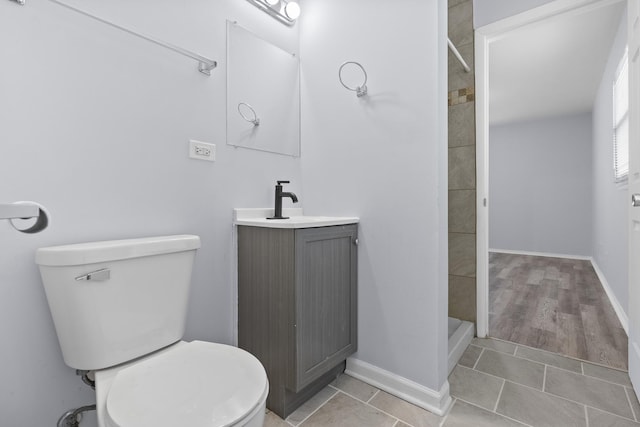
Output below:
[9,0,217,76]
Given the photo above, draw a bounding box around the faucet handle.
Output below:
[277,180,290,185]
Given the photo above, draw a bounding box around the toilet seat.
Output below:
[104,341,268,427]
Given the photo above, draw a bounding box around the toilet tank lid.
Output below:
[36,235,201,266]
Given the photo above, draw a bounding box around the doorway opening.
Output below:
[476,0,629,370]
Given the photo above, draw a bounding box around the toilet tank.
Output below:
[35,235,200,370]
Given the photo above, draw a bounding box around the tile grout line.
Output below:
[625,387,638,421]
[453,396,535,427]
[331,387,375,406]
[479,346,557,371]
[454,365,636,421]
[279,409,297,427]
[547,364,634,389]
[581,373,634,388]
[546,391,638,423]
[469,347,547,389]
[583,404,639,424]
[584,405,589,427]
[361,402,411,426]
[542,364,547,391]
[472,347,485,370]
[516,355,629,387]
[519,354,627,384]
[477,350,631,390]
[330,387,410,427]
[509,349,583,374]
[289,388,339,426]
[493,379,506,412]
[438,398,455,427]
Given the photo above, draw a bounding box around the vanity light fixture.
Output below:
[284,1,300,20]
[246,0,301,26]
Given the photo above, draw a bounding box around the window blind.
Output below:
[613,53,629,183]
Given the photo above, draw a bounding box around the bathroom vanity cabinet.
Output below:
[237,224,358,419]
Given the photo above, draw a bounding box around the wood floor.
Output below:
[489,252,628,370]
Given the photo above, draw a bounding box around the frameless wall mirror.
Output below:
[226,21,300,157]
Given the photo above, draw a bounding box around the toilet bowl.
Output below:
[95,341,268,427]
[35,235,268,427]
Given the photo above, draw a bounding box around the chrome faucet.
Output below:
[268,180,298,220]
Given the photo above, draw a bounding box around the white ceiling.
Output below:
[489,2,625,126]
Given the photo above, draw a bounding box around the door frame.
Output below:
[474,0,627,338]
[627,0,640,390]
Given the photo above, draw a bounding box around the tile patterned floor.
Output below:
[265,338,640,427]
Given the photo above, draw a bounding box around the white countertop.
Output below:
[234,208,359,229]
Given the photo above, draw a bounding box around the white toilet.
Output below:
[36,235,268,427]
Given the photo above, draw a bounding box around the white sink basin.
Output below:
[234,208,359,229]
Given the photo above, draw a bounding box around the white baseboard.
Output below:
[345,358,452,416]
[590,258,628,335]
[630,343,640,390]
[489,248,591,260]
[448,321,475,376]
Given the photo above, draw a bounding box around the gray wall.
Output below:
[0,1,301,425]
[473,0,555,27]
[300,0,450,391]
[592,8,628,313]
[489,113,593,256]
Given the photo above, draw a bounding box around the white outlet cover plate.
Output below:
[189,140,216,162]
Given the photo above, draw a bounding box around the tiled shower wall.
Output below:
[448,0,476,323]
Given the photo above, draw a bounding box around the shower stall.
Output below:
[447,0,476,374]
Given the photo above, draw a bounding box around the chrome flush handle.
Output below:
[75,268,110,282]
[633,194,640,207]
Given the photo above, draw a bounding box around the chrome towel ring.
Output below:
[238,102,260,126]
[339,61,368,97]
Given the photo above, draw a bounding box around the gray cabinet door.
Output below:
[291,225,358,391]
[238,224,358,415]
